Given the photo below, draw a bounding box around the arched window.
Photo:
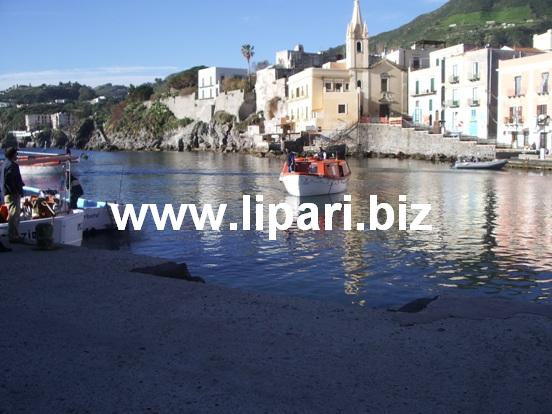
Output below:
[357,80,362,88]
[356,41,362,53]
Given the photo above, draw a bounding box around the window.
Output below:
[472,62,479,78]
[335,82,343,92]
[357,80,362,88]
[514,76,522,96]
[338,104,347,114]
[381,78,388,92]
[430,78,435,92]
[306,106,309,120]
[344,83,350,92]
[296,87,300,97]
[415,80,419,95]
[472,87,478,103]
[356,41,362,53]
[453,64,458,77]
[542,73,549,94]
[537,104,548,116]
[301,87,304,96]
[210,76,213,86]
[436,59,440,67]
[325,82,333,92]
[415,100,420,108]
[452,89,458,105]
[509,106,523,123]
[429,99,433,111]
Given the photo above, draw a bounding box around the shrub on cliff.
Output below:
[213,111,235,125]
[107,101,180,137]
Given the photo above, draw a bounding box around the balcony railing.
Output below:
[411,89,437,97]
[504,117,524,125]
[449,75,460,84]
[447,100,460,108]
[468,99,480,107]
[507,89,526,98]
[468,73,480,82]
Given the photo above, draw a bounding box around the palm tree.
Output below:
[241,44,255,82]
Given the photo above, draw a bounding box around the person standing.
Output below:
[0,240,11,252]
[69,174,84,209]
[3,147,25,243]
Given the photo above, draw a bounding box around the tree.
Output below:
[241,44,255,78]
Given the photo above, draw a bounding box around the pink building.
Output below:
[497,53,552,151]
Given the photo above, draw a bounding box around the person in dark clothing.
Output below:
[0,241,11,252]
[69,174,84,209]
[2,147,25,243]
[287,152,296,172]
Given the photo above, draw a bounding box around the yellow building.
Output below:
[286,0,370,133]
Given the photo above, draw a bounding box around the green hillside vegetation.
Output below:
[152,66,207,98]
[325,0,552,53]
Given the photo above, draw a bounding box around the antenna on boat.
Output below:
[117,167,125,203]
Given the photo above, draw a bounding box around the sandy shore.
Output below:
[1,245,551,413]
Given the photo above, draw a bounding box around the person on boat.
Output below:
[2,147,25,244]
[65,145,72,156]
[69,174,84,209]
[317,147,327,160]
[287,152,296,172]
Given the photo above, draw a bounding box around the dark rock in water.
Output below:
[395,296,439,313]
[131,262,205,283]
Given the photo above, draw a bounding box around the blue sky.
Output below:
[0,0,447,89]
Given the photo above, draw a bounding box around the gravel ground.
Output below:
[1,245,551,414]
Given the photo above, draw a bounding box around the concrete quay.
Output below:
[1,246,552,413]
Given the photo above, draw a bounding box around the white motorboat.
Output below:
[279,156,351,197]
[23,186,124,233]
[0,209,85,246]
[452,159,508,170]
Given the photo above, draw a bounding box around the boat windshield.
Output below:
[308,164,319,174]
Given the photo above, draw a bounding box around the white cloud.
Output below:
[0,66,180,90]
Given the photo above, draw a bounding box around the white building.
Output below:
[51,112,72,130]
[197,67,248,100]
[409,44,472,130]
[25,114,52,132]
[443,48,523,140]
[384,40,445,71]
[533,29,552,52]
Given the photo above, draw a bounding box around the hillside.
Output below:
[327,0,552,54]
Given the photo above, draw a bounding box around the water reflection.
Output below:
[19,149,552,307]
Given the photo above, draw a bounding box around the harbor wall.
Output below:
[356,125,497,160]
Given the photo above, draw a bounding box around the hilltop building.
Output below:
[197,67,248,100]
[276,45,330,70]
[25,112,73,132]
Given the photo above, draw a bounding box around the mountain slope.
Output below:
[327,0,552,54]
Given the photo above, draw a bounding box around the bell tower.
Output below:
[346,0,370,116]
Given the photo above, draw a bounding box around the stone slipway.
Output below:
[1,246,551,414]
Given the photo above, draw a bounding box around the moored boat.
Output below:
[452,159,508,170]
[279,156,351,197]
[18,152,80,176]
[24,186,125,233]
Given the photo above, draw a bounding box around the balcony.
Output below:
[468,99,480,107]
[468,73,480,82]
[411,89,437,97]
[447,100,460,108]
[507,89,525,98]
[449,75,460,84]
[504,117,524,125]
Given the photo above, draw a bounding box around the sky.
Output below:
[0,0,447,90]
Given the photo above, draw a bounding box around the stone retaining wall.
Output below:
[356,124,496,160]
